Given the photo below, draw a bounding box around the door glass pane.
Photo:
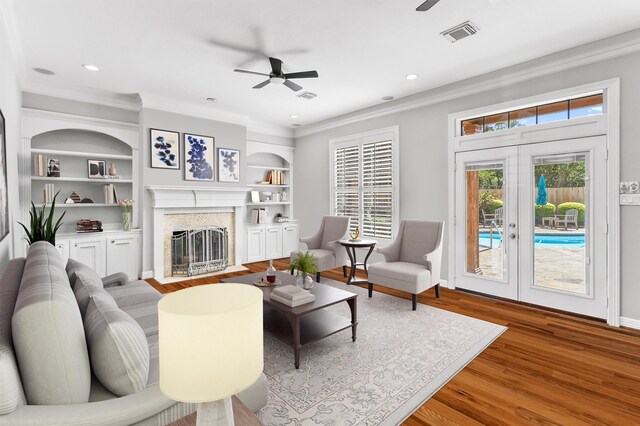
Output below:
[533,153,587,294]
[466,162,505,280]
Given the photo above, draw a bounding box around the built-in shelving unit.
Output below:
[246,165,290,171]
[246,201,292,206]
[33,203,122,208]
[31,148,133,161]
[31,176,133,184]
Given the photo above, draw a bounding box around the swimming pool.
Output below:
[479,232,585,248]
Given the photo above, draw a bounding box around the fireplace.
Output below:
[170,227,229,277]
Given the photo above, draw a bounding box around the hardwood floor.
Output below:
[147,259,640,425]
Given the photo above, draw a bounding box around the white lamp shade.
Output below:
[158,284,263,403]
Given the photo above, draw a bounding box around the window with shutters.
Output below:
[330,127,399,240]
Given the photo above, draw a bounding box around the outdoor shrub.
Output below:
[486,198,503,213]
[557,202,585,221]
[534,203,556,224]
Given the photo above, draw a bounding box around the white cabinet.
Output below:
[282,224,299,256]
[106,235,140,279]
[265,226,283,259]
[245,223,298,262]
[69,237,106,277]
[54,240,70,265]
[61,230,142,279]
[246,227,266,263]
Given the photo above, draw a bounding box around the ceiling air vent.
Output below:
[297,91,318,100]
[441,21,479,43]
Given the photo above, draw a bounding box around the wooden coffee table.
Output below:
[221,271,357,369]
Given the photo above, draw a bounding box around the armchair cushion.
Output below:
[368,262,432,294]
[399,220,442,265]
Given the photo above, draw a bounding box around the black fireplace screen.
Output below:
[171,227,228,276]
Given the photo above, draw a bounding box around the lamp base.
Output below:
[196,397,234,426]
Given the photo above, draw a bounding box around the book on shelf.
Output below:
[265,170,285,185]
[272,285,311,300]
[33,154,47,177]
[251,208,268,224]
[270,293,315,307]
[42,183,55,203]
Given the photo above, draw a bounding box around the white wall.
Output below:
[293,39,640,320]
[0,15,23,271]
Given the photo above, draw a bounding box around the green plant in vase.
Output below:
[289,250,318,289]
[18,190,66,245]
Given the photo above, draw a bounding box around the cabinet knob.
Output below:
[111,240,115,244]
[74,244,78,247]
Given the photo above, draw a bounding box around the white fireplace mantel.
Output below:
[146,186,251,280]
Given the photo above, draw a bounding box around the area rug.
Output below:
[258,278,506,425]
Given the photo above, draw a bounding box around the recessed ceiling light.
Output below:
[206,97,217,102]
[382,96,395,101]
[290,115,298,119]
[33,67,55,76]
[405,74,419,80]
[82,64,100,72]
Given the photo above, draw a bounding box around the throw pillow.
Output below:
[74,272,117,317]
[66,259,103,290]
[84,297,149,396]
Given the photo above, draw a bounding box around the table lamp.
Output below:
[159,284,263,425]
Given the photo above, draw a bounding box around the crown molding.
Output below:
[0,0,27,85]
[22,107,139,131]
[140,92,292,138]
[22,81,142,112]
[294,30,640,138]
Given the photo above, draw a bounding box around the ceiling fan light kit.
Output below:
[234,56,319,92]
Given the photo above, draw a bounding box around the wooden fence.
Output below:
[481,187,585,206]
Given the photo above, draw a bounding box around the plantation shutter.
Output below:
[362,140,393,239]
[334,145,360,233]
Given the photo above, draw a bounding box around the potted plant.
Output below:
[289,251,318,289]
[17,191,66,245]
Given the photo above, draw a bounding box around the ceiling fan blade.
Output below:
[234,69,269,76]
[253,80,271,89]
[283,80,303,92]
[283,71,318,79]
[269,57,283,75]
[416,0,440,11]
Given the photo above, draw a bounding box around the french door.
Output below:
[454,136,607,319]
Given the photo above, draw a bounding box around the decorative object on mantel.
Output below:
[184,133,214,181]
[46,158,60,178]
[119,199,134,231]
[69,191,81,203]
[87,159,106,179]
[217,148,240,183]
[289,251,318,290]
[17,190,65,245]
[76,219,103,233]
[108,162,117,176]
[150,128,179,169]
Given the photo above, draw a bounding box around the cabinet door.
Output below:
[106,235,140,279]
[265,226,283,259]
[282,224,299,257]
[69,238,106,277]
[54,240,70,265]
[246,228,265,263]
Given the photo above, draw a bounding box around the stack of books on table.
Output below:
[271,285,315,307]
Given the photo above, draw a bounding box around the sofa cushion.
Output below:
[85,297,150,396]
[74,272,117,317]
[105,280,163,309]
[12,242,92,405]
[66,258,103,290]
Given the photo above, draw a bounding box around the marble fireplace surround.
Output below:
[146,186,250,280]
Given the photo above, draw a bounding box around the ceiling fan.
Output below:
[416,0,441,12]
[234,57,318,92]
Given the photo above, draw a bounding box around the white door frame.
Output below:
[447,79,620,326]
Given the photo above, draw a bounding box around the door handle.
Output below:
[509,233,517,240]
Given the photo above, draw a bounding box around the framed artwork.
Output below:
[47,158,60,177]
[150,128,179,169]
[217,148,240,182]
[184,133,214,181]
[0,109,8,242]
[88,160,106,178]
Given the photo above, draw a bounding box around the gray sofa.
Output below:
[0,241,267,425]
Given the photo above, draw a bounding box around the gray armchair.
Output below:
[367,220,444,310]
[291,216,350,282]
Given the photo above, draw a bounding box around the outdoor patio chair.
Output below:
[367,220,444,310]
[556,208,579,230]
[482,207,503,226]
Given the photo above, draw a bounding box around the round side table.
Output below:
[338,239,377,285]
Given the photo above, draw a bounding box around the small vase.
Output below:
[122,211,131,231]
[297,272,314,290]
[108,163,117,176]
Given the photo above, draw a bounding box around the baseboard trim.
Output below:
[140,270,154,280]
[440,279,450,289]
[620,317,640,330]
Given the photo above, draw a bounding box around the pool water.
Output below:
[479,232,585,248]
